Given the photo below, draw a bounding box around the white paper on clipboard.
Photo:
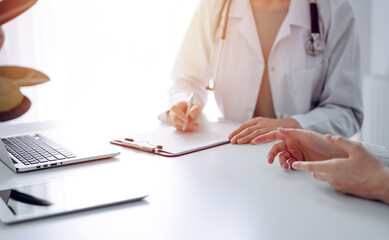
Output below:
[112,118,240,157]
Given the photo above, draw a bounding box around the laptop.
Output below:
[0,133,120,173]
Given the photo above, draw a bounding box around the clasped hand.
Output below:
[253,128,389,203]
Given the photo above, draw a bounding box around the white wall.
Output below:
[352,0,389,76]
[370,0,389,76]
[0,0,200,128]
[349,0,389,146]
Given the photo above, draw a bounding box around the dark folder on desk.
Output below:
[110,118,239,157]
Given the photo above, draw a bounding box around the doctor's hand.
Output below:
[252,128,347,169]
[292,135,389,204]
[168,102,201,132]
[229,117,301,145]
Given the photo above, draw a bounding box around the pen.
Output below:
[182,93,194,131]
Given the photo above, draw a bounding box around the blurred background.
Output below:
[0,0,388,146]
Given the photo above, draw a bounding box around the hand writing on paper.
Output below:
[168,102,201,132]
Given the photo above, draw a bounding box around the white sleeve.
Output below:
[291,1,363,138]
[363,143,389,167]
[168,0,219,110]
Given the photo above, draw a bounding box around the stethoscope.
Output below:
[206,0,325,91]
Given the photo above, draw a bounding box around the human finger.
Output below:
[228,119,258,140]
[267,141,287,164]
[287,158,298,170]
[182,122,198,132]
[236,129,268,144]
[251,130,285,145]
[169,114,184,128]
[325,135,361,157]
[170,116,185,130]
[170,104,188,122]
[173,118,198,132]
[189,104,201,120]
[230,126,259,144]
[278,151,292,169]
[168,108,185,124]
[278,128,311,140]
[312,172,329,182]
[291,161,333,173]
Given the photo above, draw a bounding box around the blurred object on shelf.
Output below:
[0,0,50,122]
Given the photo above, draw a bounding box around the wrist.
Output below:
[280,118,302,129]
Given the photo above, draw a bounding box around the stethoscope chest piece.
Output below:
[306,33,325,56]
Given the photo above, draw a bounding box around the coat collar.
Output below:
[228,0,311,55]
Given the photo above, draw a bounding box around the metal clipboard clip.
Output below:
[110,138,163,153]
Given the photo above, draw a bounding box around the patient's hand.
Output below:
[252,128,347,169]
[292,135,389,204]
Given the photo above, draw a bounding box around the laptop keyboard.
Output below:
[2,135,76,166]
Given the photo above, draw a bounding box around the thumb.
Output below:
[325,135,359,157]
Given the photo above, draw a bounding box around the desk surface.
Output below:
[0,121,388,240]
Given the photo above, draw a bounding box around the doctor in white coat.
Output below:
[166,0,363,144]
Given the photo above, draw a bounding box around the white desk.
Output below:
[0,122,389,240]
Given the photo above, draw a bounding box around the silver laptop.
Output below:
[0,133,120,173]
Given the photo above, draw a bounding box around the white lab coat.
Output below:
[168,0,363,137]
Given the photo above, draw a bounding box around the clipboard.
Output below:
[110,118,239,157]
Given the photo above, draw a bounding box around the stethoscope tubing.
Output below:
[309,0,320,34]
[207,0,324,91]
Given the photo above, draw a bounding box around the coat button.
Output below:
[271,67,275,71]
